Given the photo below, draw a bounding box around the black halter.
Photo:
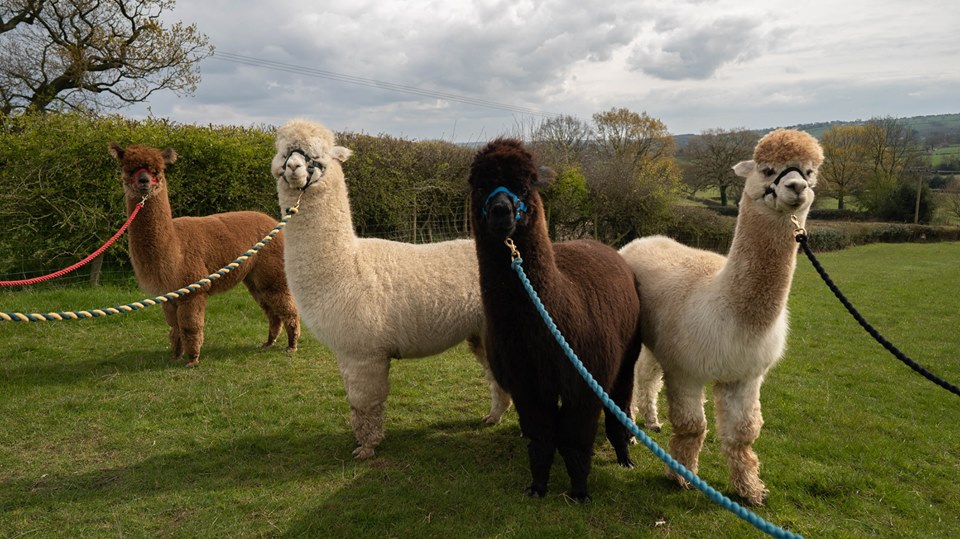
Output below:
[764,166,807,199]
[283,148,325,190]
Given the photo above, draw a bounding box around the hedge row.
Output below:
[0,113,474,278]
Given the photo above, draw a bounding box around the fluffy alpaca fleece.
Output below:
[619,129,823,505]
[271,119,511,459]
[109,143,300,367]
[469,138,643,502]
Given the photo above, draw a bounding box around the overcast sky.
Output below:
[126,0,960,141]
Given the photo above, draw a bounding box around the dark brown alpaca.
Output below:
[109,143,300,367]
[469,138,643,502]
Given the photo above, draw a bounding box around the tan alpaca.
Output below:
[619,129,823,505]
[109,143,300,367]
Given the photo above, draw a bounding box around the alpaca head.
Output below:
[109,143,177,200]
[272,119,353,194]
[469,137,548,240]
[733,129,823,214]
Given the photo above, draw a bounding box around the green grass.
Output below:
[2,243,960,537]
[931,145,960,168]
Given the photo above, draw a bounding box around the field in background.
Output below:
[1,242,959,537]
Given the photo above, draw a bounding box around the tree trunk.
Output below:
[89,253,104,287]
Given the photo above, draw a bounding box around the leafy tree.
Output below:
[592,107,674,166]
[681,128,757,206]
[0,0,212,114]
[540,163,590,239]
[819,125,872,210]
[585,108,680,245]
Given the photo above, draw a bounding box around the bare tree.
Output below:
[529,114,592,169]
[682,127,757,206]
[1,0,44,34]
[0,0,212,114]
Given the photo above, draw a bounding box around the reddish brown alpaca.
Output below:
[109,143,300,367]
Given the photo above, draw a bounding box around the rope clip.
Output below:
[504,238,521,262]
[790,214,806,239]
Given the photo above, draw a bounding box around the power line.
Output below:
[212,51,561,118]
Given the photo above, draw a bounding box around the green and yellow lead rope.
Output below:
[1,202,300,323]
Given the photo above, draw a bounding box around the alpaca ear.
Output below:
[162,147,178,165]
[108,142,124,160]
[331,145,353,163]
[535,165,556,188]
[733,160,756,178]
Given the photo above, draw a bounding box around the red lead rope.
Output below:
[0,202,144,287]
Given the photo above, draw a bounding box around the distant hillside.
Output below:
[673,113,960,146]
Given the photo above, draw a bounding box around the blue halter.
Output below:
[482,186,528,221]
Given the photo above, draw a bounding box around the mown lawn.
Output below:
[1,242,958,538]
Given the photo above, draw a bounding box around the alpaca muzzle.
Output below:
[128,168,158,191]
[282,148,325,190]
[763,167,810,207]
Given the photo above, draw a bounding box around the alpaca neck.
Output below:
[281,175,358,271]
[126,189,182,267]
[718,195,807,329]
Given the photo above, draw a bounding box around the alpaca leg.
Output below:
[174,296,206,367]
[174,296,207,367]
[632,348,664,432]
[512,391,558,498]
[244,273,300,353]
[467,335,511,424]
[714,377,768,505]
[281,309,301,354]
[664,374,707,489]
[606,353,637,468]
[558,401,601,502]
[338,355,390,459]
[161,302,183,359]
[244,283,282,350]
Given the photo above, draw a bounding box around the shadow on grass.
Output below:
[0,416,735,537]
[0,340,302,389]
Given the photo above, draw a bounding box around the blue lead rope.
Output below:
[509,253,802,539]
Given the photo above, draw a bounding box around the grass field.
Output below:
[2,242,959,538]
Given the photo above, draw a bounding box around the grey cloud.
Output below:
[627,15,773,80]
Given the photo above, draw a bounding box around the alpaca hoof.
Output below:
[649,424,662,433]
[285,346,297,354]
[352,445,376,460]
[259,341,275,349]
[481,413,502,425]
[738,487,770,506]
[184,358,200,368]
[564,491,592,504]
[617,456,635,469]
[667,470,693,490]
[523,486,546,499]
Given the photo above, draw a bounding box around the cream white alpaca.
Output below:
[272,119,511,459]
[619,129,823,505]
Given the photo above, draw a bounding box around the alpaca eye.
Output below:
[762,168,775,177]
[806,169,814,176]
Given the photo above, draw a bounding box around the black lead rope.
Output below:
[794,231,960,398]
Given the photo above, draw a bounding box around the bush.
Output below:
[659,205,735,253]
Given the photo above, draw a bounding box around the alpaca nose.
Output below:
[782,177,808,195]
[488,196,514,220]
[136,172,152,186]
